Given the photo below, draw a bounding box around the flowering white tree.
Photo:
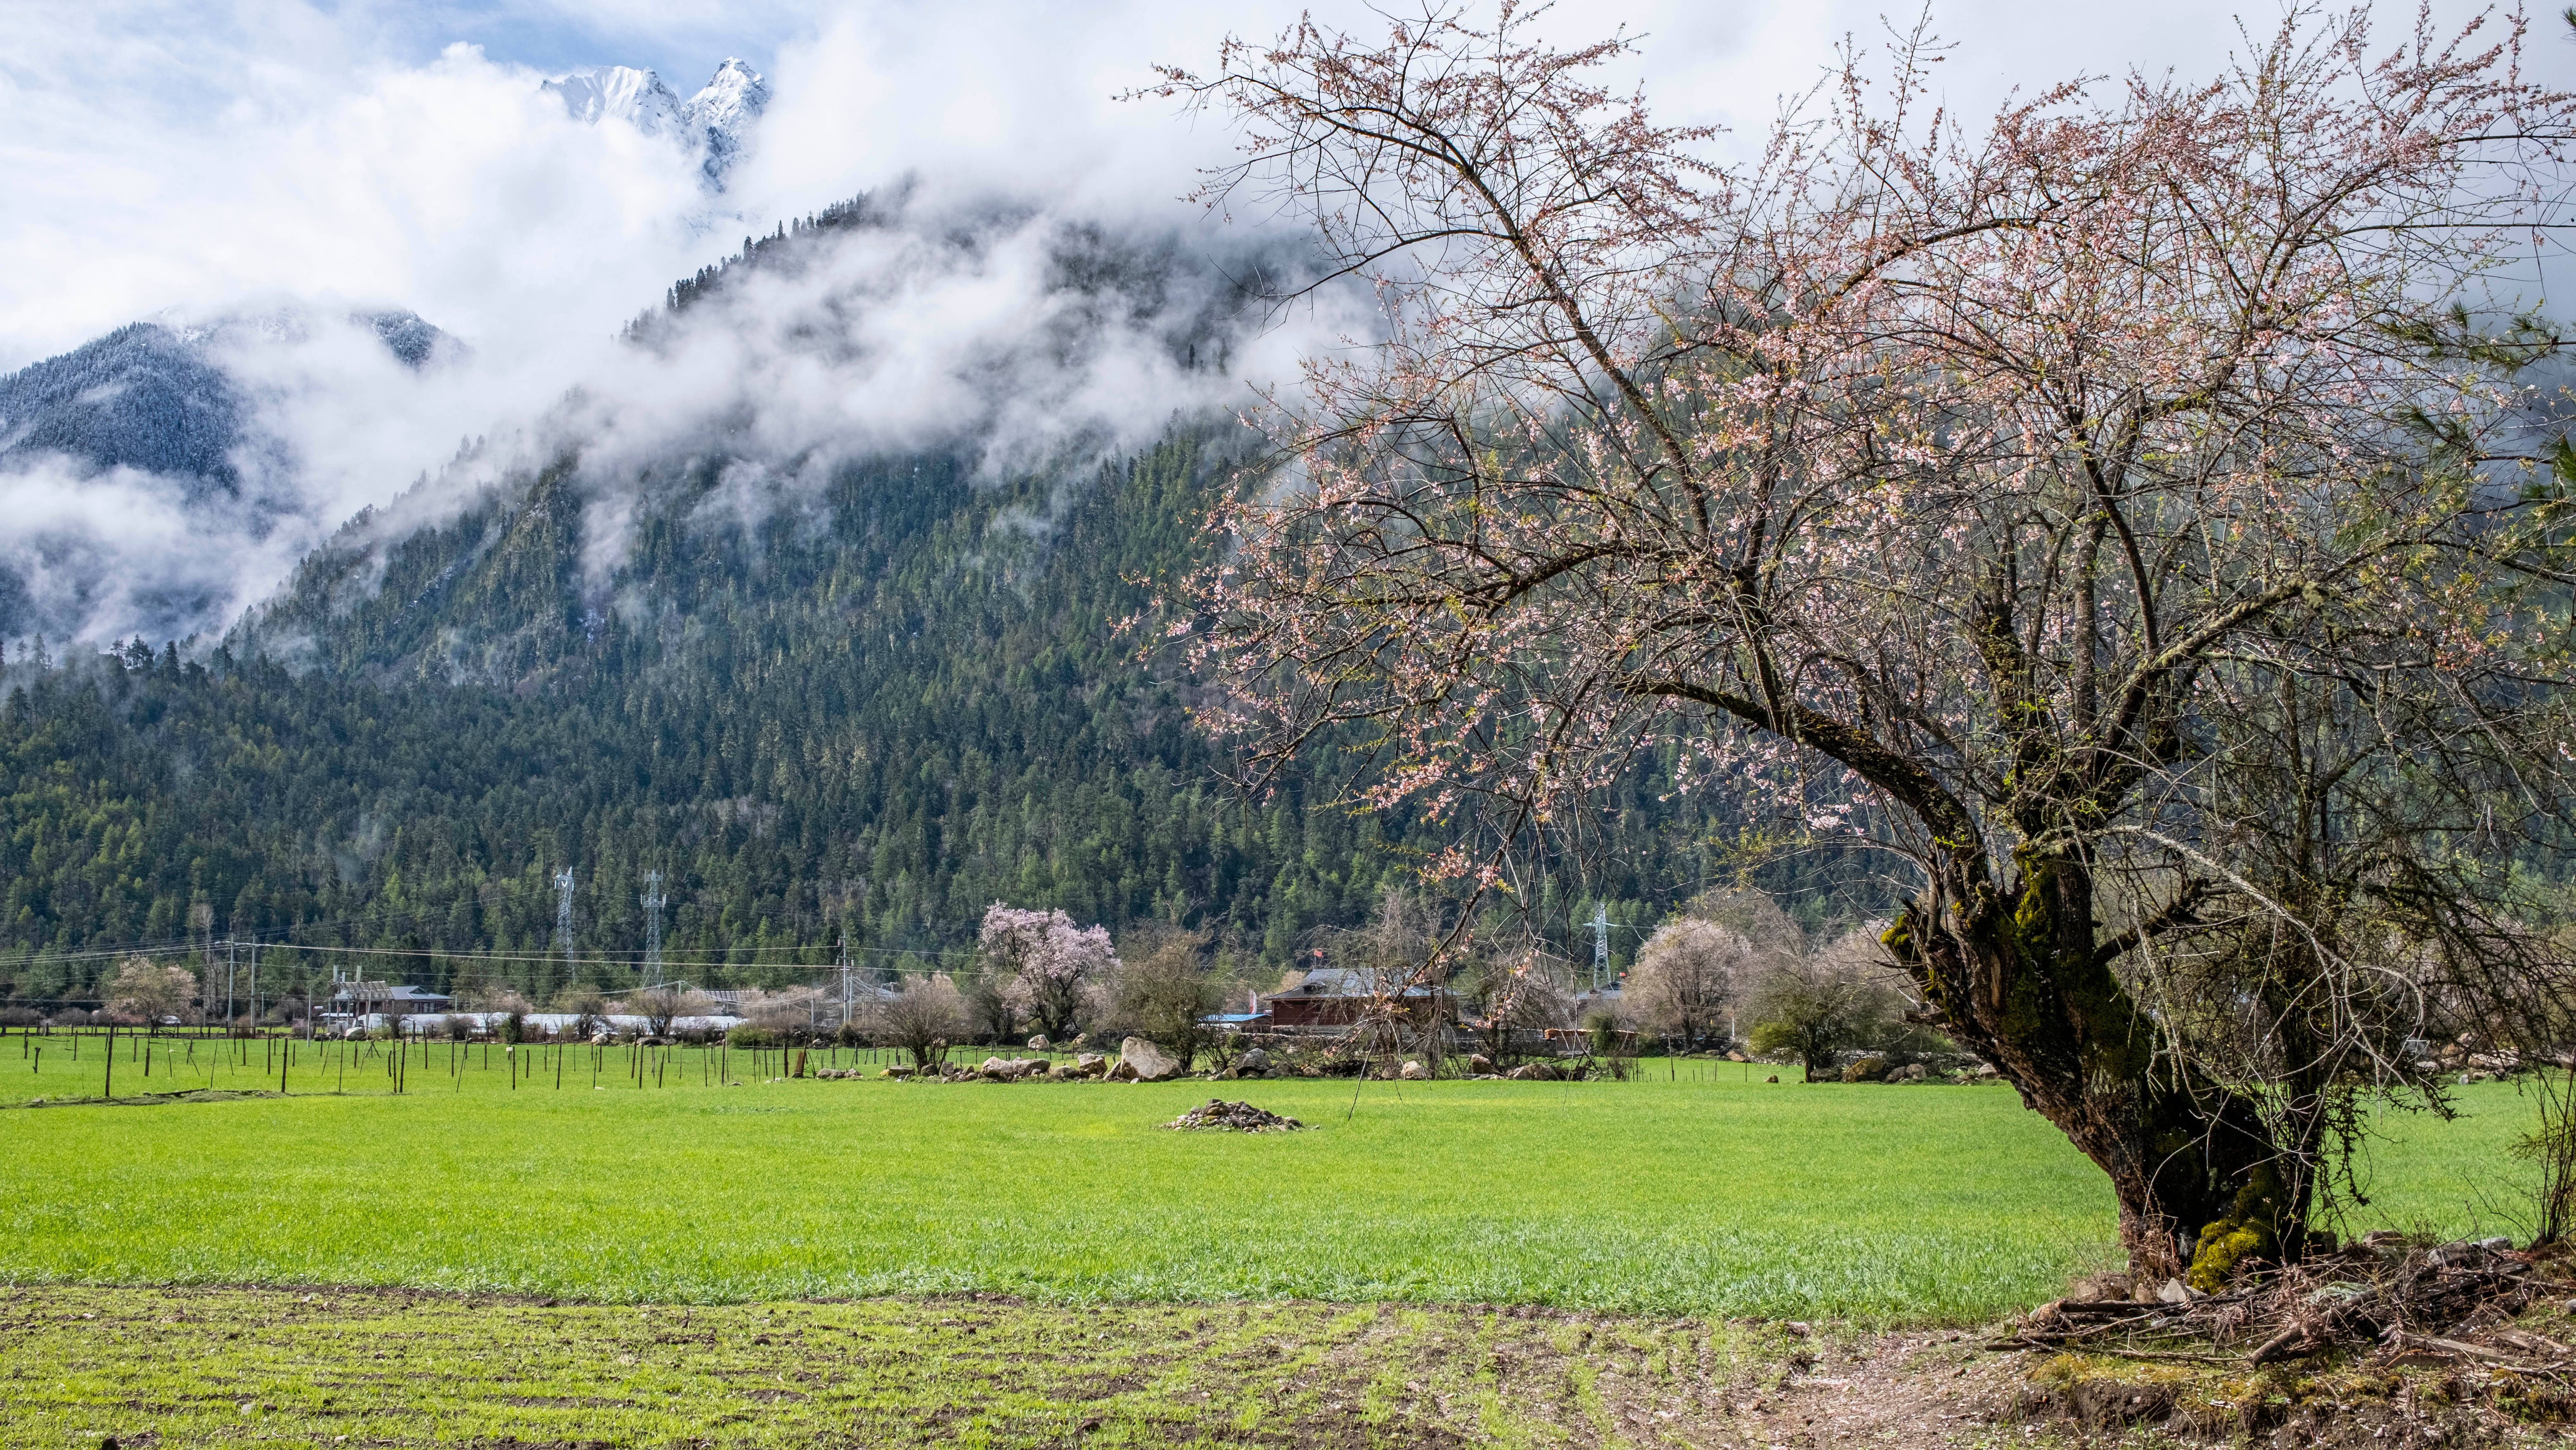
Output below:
[1629,917,1754,1053]
[1161,6,2576,1279]
[980,903,1120,1043]
[104,956,197,1028]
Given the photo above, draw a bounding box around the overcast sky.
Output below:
[5,0,2570,646]
[13,0,2569,369]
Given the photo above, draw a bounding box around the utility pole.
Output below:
[640,870,666,989]
[837,936,852,1032]
[554,867,577,988]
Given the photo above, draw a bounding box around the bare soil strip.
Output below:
[2,1284,2569,1448]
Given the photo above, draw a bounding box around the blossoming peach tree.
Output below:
[1154,5,2576,1280]
[980,903,1118,1044]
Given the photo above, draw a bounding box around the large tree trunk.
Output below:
[1885,855,2298,1284]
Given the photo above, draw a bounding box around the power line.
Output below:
[5,936,963,967]
[0,859,985,970]
[0,868,593,964]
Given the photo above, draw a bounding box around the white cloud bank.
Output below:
[5,0,2566,647]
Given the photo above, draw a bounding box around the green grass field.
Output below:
[0,1033,2537,1322]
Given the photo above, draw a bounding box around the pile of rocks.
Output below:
[1162,1098,1305,1133]
[876,1053,1125,1082]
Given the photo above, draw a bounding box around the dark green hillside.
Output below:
[0,193,1826,1009]
[0,425,1757,1008]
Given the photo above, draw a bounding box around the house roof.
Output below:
[327,982,452,1004]
[1269,967,1435,999]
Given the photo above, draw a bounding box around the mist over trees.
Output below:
[0,427,1796,1014]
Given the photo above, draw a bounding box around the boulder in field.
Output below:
[1075,1053,1106,1077]
[1028,1035,1051,1052]
[1119,1036,1180,1082]
[1107,1058,1140,1081]
[1399,1060,1428,1080]
[1466,1053,1492,1074]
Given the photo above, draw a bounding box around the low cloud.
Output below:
[0,456,296,648]
[329,192,1339,614]
[12,0,2553,648]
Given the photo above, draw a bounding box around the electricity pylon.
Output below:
[1590,902,1611,991]
[554,867,576,985]
[640,870,667,988]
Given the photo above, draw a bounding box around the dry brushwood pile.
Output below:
[2000,1234,2571,1377]
[1162,1099,1305,1133]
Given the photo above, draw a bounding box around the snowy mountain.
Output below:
[683,59,770,188]
[0,309,454,641]
[0,310,449,498]
[0,322,252,500]
[539,65,679,133]
[542,59,769,189]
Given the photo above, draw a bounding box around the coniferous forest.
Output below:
[0,421,1830,1010]
[0,191,1911,1013]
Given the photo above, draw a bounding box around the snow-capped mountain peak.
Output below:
[687,59,769,135]
[544,59,767,190]
[540,65,683,137]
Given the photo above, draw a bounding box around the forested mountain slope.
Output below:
[0,197,1795,1008]
[0,423,1754,1007]
[0,323,250,493]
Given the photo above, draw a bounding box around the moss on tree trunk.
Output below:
[1886,857,2299,1283]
